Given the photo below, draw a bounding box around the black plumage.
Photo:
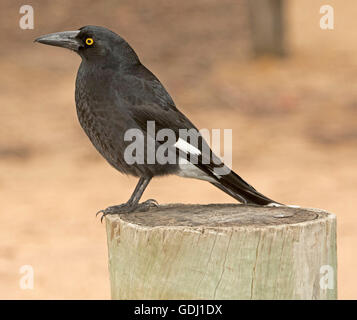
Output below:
[35,26,280,217]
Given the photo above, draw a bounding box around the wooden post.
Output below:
[247,0,286,56]
[105,204,337,299]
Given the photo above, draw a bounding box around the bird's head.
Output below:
[35,25,139,64]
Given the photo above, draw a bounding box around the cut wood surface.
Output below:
[105,204,337,299]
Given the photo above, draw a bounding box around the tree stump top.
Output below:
[106,204,331,229]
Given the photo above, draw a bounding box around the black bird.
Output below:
[35,26,280,218]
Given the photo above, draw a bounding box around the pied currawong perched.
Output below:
[35,25,281,219]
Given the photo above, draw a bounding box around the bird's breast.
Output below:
[74,67,132,171]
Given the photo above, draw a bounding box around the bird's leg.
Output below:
[97,176,158,221]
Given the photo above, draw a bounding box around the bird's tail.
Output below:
[210,169,280,205]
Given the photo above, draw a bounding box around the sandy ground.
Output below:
[0,0,356,299]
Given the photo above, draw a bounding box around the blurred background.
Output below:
[0,0,356,299]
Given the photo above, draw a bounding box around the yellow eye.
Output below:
[85,38,94,46]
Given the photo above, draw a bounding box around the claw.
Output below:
[145,199,159,207]
[96,199,159,222]
[96,209,104,217]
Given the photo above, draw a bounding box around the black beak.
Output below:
[35,31,82,51]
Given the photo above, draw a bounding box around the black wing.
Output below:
[119,64,278,205]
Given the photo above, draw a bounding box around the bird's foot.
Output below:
[96,199,159,222]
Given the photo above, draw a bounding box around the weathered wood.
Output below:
[105,204,337,299]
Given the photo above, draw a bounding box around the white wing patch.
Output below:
[174,138,201,155]
[174,138,222,182]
